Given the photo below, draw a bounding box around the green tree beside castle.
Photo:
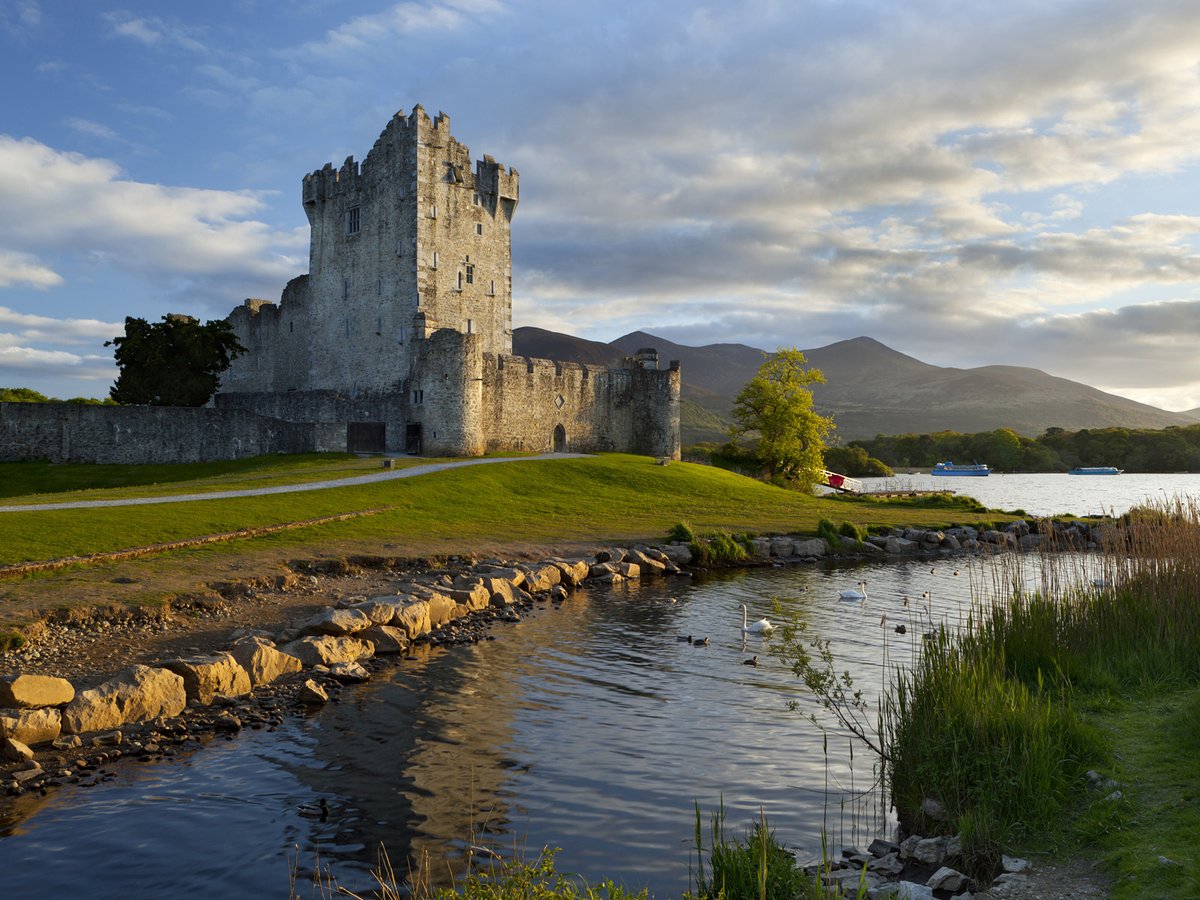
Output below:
[729,348,834,491]
[106,314,246,406]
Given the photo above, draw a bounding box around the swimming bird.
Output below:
[742,656,759,667]
[298,798,329,821]
[838,581,867,602]
[894,624,907,635]
[741,604,775,635]
[676,635,693,643]
[693,636,711,646]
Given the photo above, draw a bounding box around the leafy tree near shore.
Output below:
[729,348,834,490]
[823,444,893,477]
[106,314,246,406]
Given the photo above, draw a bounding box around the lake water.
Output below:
[853,471,1200,517]
[0,552,1096,899]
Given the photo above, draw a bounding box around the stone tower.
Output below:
[221,105,518,396]
[216,105,680,461]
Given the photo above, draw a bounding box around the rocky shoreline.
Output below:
[0,519,1114,899]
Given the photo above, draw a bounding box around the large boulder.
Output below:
[658,543,694,566]
[361,625,410,654]
[62,666,186,735]
[792,538,829,557]
[281,636,374,667]
[521,564,562,592]
[486,578,520,606]
[161,653,253,705]
[393,600,431,638]
[0,735,34,763]
[549,559,591,585]
[426,592,457,628]
[299,607,374,637]
[443,584,491,610]
[229,636,303,687]
[626,549,667,575]
[0,707,62,746]
[0,673,75,709]
[349,598,401,626]
[477,566,525,588]
[769,537,795,558]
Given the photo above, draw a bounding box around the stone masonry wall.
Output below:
[0,404,344,465]
[479,354,681,458]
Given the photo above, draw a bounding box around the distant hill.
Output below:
[512,328,1198,443]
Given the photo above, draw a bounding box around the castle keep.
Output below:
[216,105,681,460]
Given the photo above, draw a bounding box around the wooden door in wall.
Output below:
[553,424,567,452]
[405,423,422,455]
[347,421,386,453]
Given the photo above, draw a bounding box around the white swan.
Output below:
[838,580,867,602]
[741,604,775,635]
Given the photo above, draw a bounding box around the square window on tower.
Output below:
[465,264,474,285]
[346,206,361,235]
[475,223,483,235]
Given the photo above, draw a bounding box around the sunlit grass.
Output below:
[0,454,1000,566]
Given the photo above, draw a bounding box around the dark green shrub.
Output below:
[668,521,697,543]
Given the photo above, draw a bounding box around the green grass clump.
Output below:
[837,521,866,543]
[816,518,840,549]
[690,531,751,566]
[886,630,1105,875]
[297,846,649,900]
[690,804,859,900]
[668,522,697,543]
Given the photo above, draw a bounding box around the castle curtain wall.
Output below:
[0,403,344,465]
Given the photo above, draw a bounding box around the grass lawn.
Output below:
[0,453,436,502]
[0,454,1001,567]
[1073,689,1200,898]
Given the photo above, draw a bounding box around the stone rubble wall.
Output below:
[0,402,345,464]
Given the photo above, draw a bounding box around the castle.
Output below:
[215,105,681,460]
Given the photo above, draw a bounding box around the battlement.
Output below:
[302,104,517,212]
[241,299,277,316]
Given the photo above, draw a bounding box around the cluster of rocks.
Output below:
[817,832,1034,899]
[745,519,1109,562]
[0,543,692,797]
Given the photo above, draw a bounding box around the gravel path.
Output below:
[0,452,590,513]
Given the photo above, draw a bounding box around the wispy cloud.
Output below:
[102,12,207,52]
[290,0,504,59]
[0,0,41,37]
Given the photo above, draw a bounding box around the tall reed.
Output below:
[881,496,1200,874]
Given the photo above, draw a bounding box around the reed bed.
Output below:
[881,495,1200,876]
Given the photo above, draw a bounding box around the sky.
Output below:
[2,0,1200,412]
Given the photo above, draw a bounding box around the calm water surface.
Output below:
[855,471,1200,517]
[0,552,1096,899]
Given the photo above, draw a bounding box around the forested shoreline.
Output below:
[838,424,1200,474]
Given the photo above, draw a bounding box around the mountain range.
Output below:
[513,327,1200,444]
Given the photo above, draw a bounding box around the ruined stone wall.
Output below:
[213,391,410,454]
[478,354,681,458]
[0,404,343,465]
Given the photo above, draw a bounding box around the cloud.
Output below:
[0,251,63,289]
[0,306,123,343]
[0,0,41,36]
[0,136,300,296]
[102,12,207,52]
[63,117,122,142]
[291,0,504,59]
